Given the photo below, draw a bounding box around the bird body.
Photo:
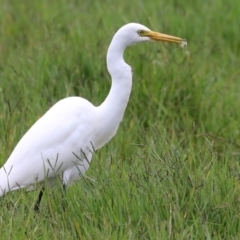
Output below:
[0,97,95,192]
[0,23,185,199]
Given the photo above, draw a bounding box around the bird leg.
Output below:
[61,183,67,211]
[34,187,44,212]
[33,184,66,212]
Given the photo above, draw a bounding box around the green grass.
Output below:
[1,0,240,239]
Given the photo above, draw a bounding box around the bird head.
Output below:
[114,23,186,47]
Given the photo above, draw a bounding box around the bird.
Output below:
[0,23,186,210]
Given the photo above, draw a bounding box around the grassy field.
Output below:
[0,0,240,239]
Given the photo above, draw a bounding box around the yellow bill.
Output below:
[144,31,187,48]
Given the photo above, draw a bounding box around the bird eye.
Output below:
[137,30,144,35]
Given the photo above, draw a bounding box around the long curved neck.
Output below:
[95,37,132,149]
[104,39,132,115]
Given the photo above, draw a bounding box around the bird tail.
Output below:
[0,166,10,197]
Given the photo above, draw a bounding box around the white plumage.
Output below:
[0,23,185,198]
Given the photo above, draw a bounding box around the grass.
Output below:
[0,0,240,239]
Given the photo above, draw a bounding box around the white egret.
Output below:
[0,23,185,210]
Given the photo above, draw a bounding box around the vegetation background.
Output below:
[0,0,240,239]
